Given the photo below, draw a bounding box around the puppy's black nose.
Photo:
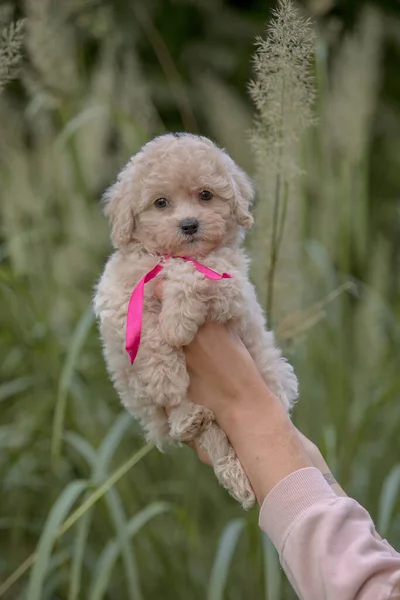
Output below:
[180,218,199,235]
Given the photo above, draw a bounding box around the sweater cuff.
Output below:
[259,467,337,553]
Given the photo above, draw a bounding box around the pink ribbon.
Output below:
[125,256,232,364]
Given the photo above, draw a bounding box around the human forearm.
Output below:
[216,381,313,505]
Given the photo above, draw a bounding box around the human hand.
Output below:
[155,281,346,500]
[154,280,313,503]
[154,280,347,500]
[154,281,272,419]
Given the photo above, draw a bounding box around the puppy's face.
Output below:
[104,134,254,257]
[135,172,238,257]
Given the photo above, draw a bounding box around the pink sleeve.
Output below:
[259,467,400,600]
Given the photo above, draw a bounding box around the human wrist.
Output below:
[295,429,348,497]
[310,454,347,497]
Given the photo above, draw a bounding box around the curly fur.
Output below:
[94,133,298,509]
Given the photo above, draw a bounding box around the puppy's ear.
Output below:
[231,166,254,229]
[103,165,136,247]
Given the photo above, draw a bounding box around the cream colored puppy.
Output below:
[94,133,298,508]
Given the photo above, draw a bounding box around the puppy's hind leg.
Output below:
[135,326,189,410]
[199,424,255,509]
[168,401,214,442]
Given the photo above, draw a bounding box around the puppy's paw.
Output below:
[160,317,198,348]
[215,454,256,509]
[208,280,243,323]
[169,404,214,442]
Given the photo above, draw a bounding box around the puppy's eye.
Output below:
[199,190,213,201]
[154,198,169,209]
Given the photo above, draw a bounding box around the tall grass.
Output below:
[248,0,315,324]
[0,1,399,598]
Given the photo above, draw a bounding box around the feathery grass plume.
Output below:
[113,49,163,155]
[24,0,78,96]
[70,42,118,192]
[197,73,254,174]
[68,7,161,189]
[317,7,383,269]
[326,8,382,164]
[0,17,24,92]
[248,0,316,324]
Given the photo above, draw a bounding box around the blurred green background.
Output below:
[0,0,399,598]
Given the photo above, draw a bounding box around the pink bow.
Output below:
[125,256,232,364]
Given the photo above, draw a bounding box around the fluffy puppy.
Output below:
[94,133,298,508]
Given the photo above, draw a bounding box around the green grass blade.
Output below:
[207,519,245,600]
[26,480,88,600]
[377,465,400,537]
[64,431,97,468]
[93,412,143,600]
[88,502,171,600]
[68,507,94,600]
[40,550,70,600]
[67,416,135,599]
[94,412,133,480]
[0,444,153,598]
[105,488,143,600]
[0,376,36,402]
[262,533,281,600]
[43,571,69,600]
[51,303,95,462]
[88,544,116,600]
[0,556,36,598]
[65,434,97,600]
[59,443,153,536]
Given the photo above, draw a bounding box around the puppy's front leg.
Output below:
[158,261,216,442]
[159,261,210,348]
[207,271,244,324]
